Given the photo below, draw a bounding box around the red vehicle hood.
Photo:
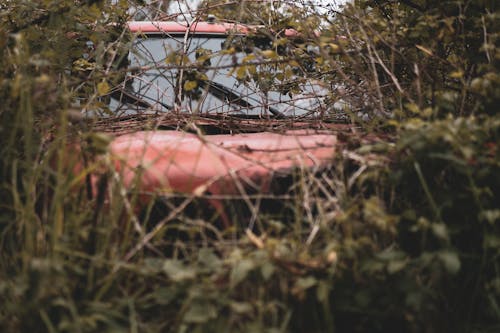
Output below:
[107,129,337,197]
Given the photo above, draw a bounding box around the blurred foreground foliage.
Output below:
[0,0,499,332]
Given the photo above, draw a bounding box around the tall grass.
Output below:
[1,1,499,332]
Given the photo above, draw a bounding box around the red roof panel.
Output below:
[127,21,251,34]
[127,21,299,37]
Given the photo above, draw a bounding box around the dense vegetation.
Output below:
[0,0,498,332]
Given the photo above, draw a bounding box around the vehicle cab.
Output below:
[109,20,332,118]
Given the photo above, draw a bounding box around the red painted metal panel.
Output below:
[108,130,336,196]
[127,21,300,37]
[127,21,251,34]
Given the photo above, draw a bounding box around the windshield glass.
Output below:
[109,33,329,117]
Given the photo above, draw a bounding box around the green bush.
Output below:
[326,115,500,332]
[0,1,499,332]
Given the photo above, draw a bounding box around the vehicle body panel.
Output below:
[127,21,298,36]
[87,21,348,223]
[108,129,336,197]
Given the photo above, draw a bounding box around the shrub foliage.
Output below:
[0,0,498,332]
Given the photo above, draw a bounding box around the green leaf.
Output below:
[431,223,449,242]
[376,249,406,261]
[230,259,255,288]
[230,301,253,314]
[236,66,248,80]
[143,258,165,273]
[484,234,500,249]
[405,102,420,114]
[294,276,317,291]
[197,248,221,271]
[183,80,198,91]
[85,132,111,154]
[152,287,178,305]
[242,54,256,63]
[437,251,461,275]
[97,80,110,96]
[261,50,278,59]
[387,260,407,274]
[73,58,94,71]
[260,262,275,281]
[449,70,463,79]
[183,299,217,323]
[162,260,196,282]
[480,210,500,224]
[328,43,341,53]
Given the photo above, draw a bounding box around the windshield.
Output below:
[109,33,329,117]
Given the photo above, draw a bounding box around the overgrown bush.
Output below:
[326,115,500,332]
[0,1,498,332]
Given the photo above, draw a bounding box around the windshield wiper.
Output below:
[112,81,284,118]
[111,88,173,110]
[200,80,285,119]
